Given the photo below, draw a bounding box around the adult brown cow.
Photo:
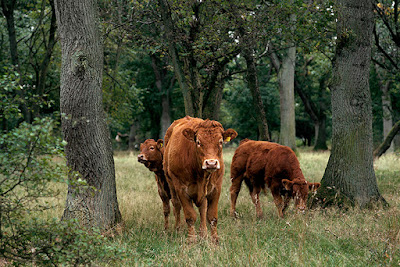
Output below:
[164,116,237,243]
[230,139,320,218]
[138,139,181,230]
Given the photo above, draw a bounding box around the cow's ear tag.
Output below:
[160,143,163,147]
[224,137,231,142]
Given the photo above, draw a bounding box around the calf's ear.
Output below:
[223,128,238,143]
[308,182,321,191]
[157,139,164,150]
[182,128,196,142]
[282,179,293,190]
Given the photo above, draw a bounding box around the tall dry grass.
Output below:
[109,148,400,266]
[40,148,400,266]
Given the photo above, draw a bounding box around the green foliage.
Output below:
[0,70,24,124]
[221,71,280,141]
[0,117,125,265]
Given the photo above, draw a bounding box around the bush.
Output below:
[0,117,125,265]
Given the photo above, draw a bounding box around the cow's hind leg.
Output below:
[230,174,244,218]
[170,186,181,229]
[250,185,263,219]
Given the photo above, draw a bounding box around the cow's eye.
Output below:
[196,140,201,146]
[150,146,155,150]
[219,140,223,146]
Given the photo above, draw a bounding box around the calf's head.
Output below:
[138,139,164,172]
[182,120,237,172]
[282,179,320,212]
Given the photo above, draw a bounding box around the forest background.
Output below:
[1,0,399,150]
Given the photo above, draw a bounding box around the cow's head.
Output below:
[282,179,320,212]
[138,139,164,172]
[182,120,237,172]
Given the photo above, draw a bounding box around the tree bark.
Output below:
[55,0,122,229]
[318,0,386,207]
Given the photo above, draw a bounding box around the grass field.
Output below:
[104,148,399,266]
[45,148,400,266]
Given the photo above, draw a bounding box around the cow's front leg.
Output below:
[207,189,221,244]
[282,193,291,216]
[270,185,284,218]
[198,199,208,239]
[176,189,197,243]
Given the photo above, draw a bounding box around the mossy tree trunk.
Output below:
[317,0,386,207]
[55,0,122,229]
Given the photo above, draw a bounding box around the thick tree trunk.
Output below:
[55,0,122,229]
[202,82,223,121]
[242,46,270,141]
[318,0,385,207]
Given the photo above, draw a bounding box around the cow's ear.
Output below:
[282,179,293,190]
[156,139,164,150]
[223,128,238,143]
[182,128,196,142]
[308,182,321,191]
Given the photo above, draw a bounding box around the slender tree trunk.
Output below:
[160,93,171,138]
[318,0,385,207]
[150,54,172,138]
[242,46,270,141]
[55,0,122,229]
[278,42,296,150]
[314,114,328,150]
[374,120,400,158]
[33,0,57,118]
[381,80,393,152]
[158,0,194,116]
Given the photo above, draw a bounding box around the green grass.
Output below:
[47,149,400,266]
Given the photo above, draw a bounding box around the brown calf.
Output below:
[163,116,237,243]
[138,139,181,230]
[230,139,320,218]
